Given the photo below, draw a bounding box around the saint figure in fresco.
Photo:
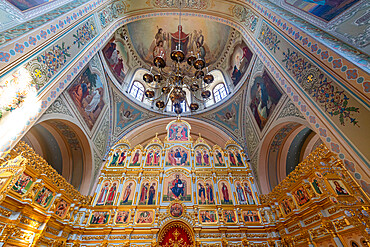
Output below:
[117,151,127,166]
[170,174,185,199]
[229,151,237,166]
[116,211,129,224]
[148,183,156,205]
[180,150,188,166]
[198,183,206,204]
[236,151,244,166]
[105,183,117,205]
[55,200,68,217]
[174,148,182,165]
[334,181,349,195]
[215,150,224,166]
[196,150,202,166]
[224,211,235,223]
[131,150,141,166]
[136,211,153,224]
[171,25,190,56]
[168,150,176,166]
[312,179,322,194]
[296,187,309,205]
[203,150,210,166]
[153,150,160,166]
[236,182,246,204]
[243,182,255,205]
[110,151,119,166]
[121,183,133,204]
[146,150,154,166]
[139,183,149,204]
[206,183,214,204]
[221,182,230,203]
[97,183,109,205]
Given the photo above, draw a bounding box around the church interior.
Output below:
[0,0,369,246]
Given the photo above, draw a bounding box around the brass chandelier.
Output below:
[142,4,214,115]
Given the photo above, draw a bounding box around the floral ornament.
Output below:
[73,21,96,48]
[259,25,280,53]
[283,49,359,127]
[37,42,71,79]
[0,52,10,62]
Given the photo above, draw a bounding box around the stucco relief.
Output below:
[44,97,73,118]
[150,0,210,9]
[277,100,305,120]
[93,110,110,157]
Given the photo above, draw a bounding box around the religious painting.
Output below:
[135,210,154,225]
[67,65,105,130]
[165,146,190,167]
[128,147,143,167]
[218,180,233,205]
[12,172,33,195]
[127,16,231,70]
[167,121,190,142]
[213,147,226,167]
[34,186,54,208]
[235,180,255,205]
[242,210,260,223]
[227,149,245,167]
[54,199,70,219]
[102,36,129,82]
[144,146,162,167]
[170,203,183,218]
[199,210,218,224]
[105,181,119,206]
[197,180,215,205]
[163,173,191,202]
[311,178,323,195]
[115,210,130,225]
[215,103,239,132]
[328,179,350,196]
[96,181,110,206]
[138,180,157,205]
[228,40,253,86]
[284,0,360,22]
[90,211,110,225]
[116,100,142,129]
[280,198,294,215]
[109,148,128,167]
[6,0,55,12]
[249,71,282,131]
[194,146,211,167]
[223,210,237,224]
[293,186,310,206]
[120,180,136,205]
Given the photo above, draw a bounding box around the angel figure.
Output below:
[118,104,140,127]
[216,104,237,129]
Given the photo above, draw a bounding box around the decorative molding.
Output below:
[278,100,305,120]
[44,97,73,117]
[93,110,110,157]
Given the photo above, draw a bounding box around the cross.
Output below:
[172,229,180,240]
[306,74,313,83]
[34,69,42,78]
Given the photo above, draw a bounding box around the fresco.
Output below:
[249,71,282,131]
[109,147,128,167]
[199,210,217,224]
[218,180,233,205]
[229,40,253,86]
[163,173,191,202]
[293,186,310,206]
[213,147,226,167]
[34,186,53,208]
[115,211,130,225]
[144,146,161,167]
[135,210,154,224]
[223,210,237,224]
[167,121,190,142]
[165,146,190,166]
[12,173,33,195]
[285,0,360,22]
[90,211,109,225]
[54,199,69,219]
[120,180,136,205]
[6,0,54,12]
[128,148,143,167]
[116,100,141,129]
[197,180,215,205]
[67,66,105,130]
[215,102,240,132]
[138,180,157,205]
[242,210,260,223]
[127,17,231,69]
[194,146,211,167]
[235,180,255,205]
[102,36,129,83]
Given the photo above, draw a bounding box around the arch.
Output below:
[157,220,195,247]
[21,118,93,195]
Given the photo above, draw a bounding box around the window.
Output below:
[213,83,227,103]
[129,81,144,101]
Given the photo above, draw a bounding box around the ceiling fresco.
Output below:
[126,16,232,70]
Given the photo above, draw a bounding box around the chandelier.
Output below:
[142,3,214,115]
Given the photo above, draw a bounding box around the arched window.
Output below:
[213,83,227,103]
[129,81,145,101]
